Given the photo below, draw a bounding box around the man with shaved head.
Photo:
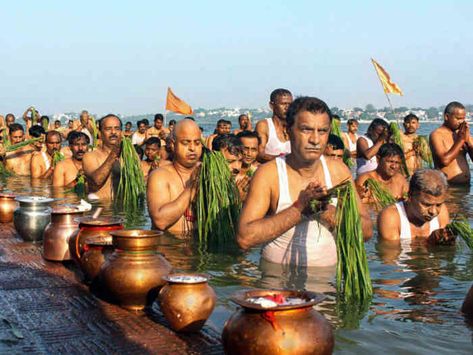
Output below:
[378,169,452,244]
[82,114,122,199]
[147,118,203,235]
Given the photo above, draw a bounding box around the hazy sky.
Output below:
[1,0,472,116]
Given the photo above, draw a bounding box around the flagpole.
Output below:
[371,59,398,124]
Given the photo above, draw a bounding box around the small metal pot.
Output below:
[80,235,114,283]
[158,273,216,332]
[43,206,84,261]
[13,196,54,242]
[0,193,17,223]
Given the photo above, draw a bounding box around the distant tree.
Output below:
[353,107,363,112]
[365,104,376,113]
[426,107,439,119]
[359,112,370,121]
[394,106,409,113]
[330,107,341,116]
[385,113,396,121]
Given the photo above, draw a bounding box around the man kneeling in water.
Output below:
[237,97,372,267]
[378,169,452,244]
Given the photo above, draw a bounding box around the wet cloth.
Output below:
[261,156,337,267]
[356,135,377,175]
[264,118,291,156]
[394,201,439,240]
[41,151,51,171]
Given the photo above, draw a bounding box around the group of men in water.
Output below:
[1,91,473,312]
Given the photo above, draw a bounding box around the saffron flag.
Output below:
[371,59,403,96]
[165,87,193,115]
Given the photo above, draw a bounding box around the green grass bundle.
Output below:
[52,151,65,166]
[335,183,372,302]
[42,117,49,131]
[446,218,473,250]
[331,119,342,138]
[364,178,397,209]
[90,116,100,148]
[389,122,410,176]
[194,150,241,250]
[31,107,37,122]
[74,173,86,197]
[245,167,256,177]
[0,162,13,177]
[2,129,10,148]
[416,135,433,168]
[116,137,146,209]
[5,137,41,152]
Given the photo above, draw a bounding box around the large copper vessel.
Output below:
[222,289,334,355]
[68,216,123,262]
[0,193,17,223]
[43,206,84,261]
[14,196,54,242]
[99,230,172,311]
[158,273,216,332]
[80,235,114,283]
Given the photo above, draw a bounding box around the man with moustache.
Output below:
[378,169,451,244]
[82,114,122,199]
[206,119,232,150]
[1,124,37,176]
[255,88,293,162]
[237,97,372,267]
[132,120,147,146]
[236,130,260,176]
[234,114,252,134]
[401,114,422,175]
[31,130,62,179]
[356,143,409,202]
[53,132,89,187]
[147,119,202,235]
[430,101,473,184]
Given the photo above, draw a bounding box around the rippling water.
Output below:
[3,122,473,353]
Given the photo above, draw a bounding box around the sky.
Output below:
[1,0,472,116]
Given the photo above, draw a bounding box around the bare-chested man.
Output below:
[236,130,260,176]
[146,114,169,143]
[430,101,473,184]
[2,124,38,176]
[356,143,409,203]
[123,121,134,138]
[53,132,89,187]
[255,88,293,162]
[205,119,231,150]
[76,110,95,143]
[233,114,252,135]
[401,114,422,175]
[237,97,372,267]
[147,119,202,235]
[141,137,169,180]
[82,114,122,199]
[31,131,62,179]
[378,169,451,244]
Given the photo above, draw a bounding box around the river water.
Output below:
[4,121,473,354]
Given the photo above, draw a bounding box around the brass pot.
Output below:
[99,230,172,311]
[80,235,114,283]
[43,206,84,261]
[68,216,123,262]
[0,194,17,223]
[158,273,216,332]
[222,289,334,355]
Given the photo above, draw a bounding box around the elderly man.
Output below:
[31,130,62,179]
[82,114,122,199]
[430,101,473,184]
[76,110,95,143]
[356,143,409,202]
[255,88,293,162]
[356,118,390,175]
[147,119,202,235]
[237,97,372,267]
[377,169,451,244]
[53,132,89,187]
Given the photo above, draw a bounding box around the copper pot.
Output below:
[222,289,334,355]
[68,216,123,262]
[80,235,114,283]
[43,206,84,261]
[158,273,216,332]
[99,229,172,311]
[0,194,17,223]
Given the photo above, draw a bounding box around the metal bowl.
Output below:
[162,273,209,284]
[109,229,163,251]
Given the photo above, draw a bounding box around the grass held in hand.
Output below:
[52,151,65,166]
[90,116,100,148]
[194,150,241,250]
[365,178,397,209]
[116,137,146,209]
[335,183,372,302]
[5,138,42,152]
[416,135,433,168]
[446,218,473,250]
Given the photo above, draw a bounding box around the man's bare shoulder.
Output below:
[355,170,374,184]
[325,157,352,184]
[148,164,174,183]
[255,119,268,132]
[430,125,450,139]
[253,159,277,177]
[393,173,408,183]
[379,204,399,222]
[56,157,75,169]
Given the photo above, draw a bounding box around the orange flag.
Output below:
[165,87,193,115]
[371,58,403,96]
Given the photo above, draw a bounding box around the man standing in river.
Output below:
[255,88,293,162]
[82,114,122,199]
[237,97,372,267]
[147,119,202,235]
[53,132,89,187]
[430,101,473,184]
[31,130,62,179]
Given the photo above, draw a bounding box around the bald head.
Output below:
[172,119,201,141]
[409,169,448,197]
